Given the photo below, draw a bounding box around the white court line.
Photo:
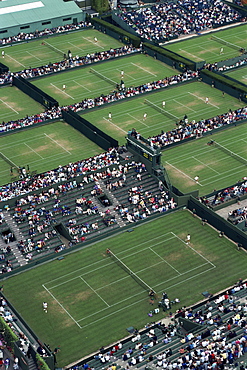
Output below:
[6,54,26,67]
[103,117,126,133]
[44,231,215,327]
[173,99,196,112]
[131,62,157,76]
[0,98,19,114]
[192,156,220,174]
[201,165,246,186]
[165,161,203,186]
[78,264,216,328]
[82,37,104,49]
[50,83,75,99]
[166,132,245,163]
[0,133,46,149]
[127,113,150,127]
[68,41,84,52]
[73,79,91,92]
[79,276,110,307]
[24,143,44,159]
[117,69,135,81]
[188,92,220,109]
[44,133,71,154]
[42,284,82,328]
[26,51,41,61]
[171,232,216,268]
[47,237,178,290]
[149,247,181,275]
[179,49,199,59]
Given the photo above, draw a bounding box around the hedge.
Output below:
[36,354,51,370]
[0,316,18,350]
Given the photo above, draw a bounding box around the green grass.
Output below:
[165,24,247,64]
[162,124,247,196]
[0,29,123,72]
[224,65,247,85]
[0,85,43,123]
[31,54,179,106]
[0,121,102,185]
[3,209,247,366]
[80,81,245,145]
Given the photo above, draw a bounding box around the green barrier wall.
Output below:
[0,62,8,73]
[143,43,195,71]
[62,109,118,150]
[200,70,247,103]
[91,17,141,47]
[187,196,247,249]
[12,76,59,109]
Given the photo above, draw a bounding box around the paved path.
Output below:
[216,198,247,220]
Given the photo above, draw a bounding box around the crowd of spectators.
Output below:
[0,21,91,46]
[203,55,247,73]
[117,0,243,43]
[0,45,141,85]
[201,180,247,206]
[140,106,247,148]
[228,205,247,225]
[0,69,198,133]
[0,148,122,202]
[73,282,247,370]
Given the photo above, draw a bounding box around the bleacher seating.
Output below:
[72,282,247,370]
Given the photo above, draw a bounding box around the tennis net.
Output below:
[43,41,65,58]
[90,68,117,87]
[0,152,19,169]
[211,35,243,52]
[213,141,247,166]
[144,99,178,122]
[109,250,156,293]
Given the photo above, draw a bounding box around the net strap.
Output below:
[144,99,178,121]
[90,68,116,86]
[213,141,247,166]
[0,152,19,169]
[211,35,242,51]
[109,250,156,293]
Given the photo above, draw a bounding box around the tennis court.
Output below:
[224,65,247,85]
[0,29,123,72]
[162,124,247,195]
[31,54,178,106]
[0,85,43,122]
[165,24,247,63]
[4,209,246,366]
[0,121,102,185]
[80,81,245,144]
[43,231,215,328]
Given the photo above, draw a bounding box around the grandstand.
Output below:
[0,1,247,370]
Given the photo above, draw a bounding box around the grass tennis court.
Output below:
[165,24,247,64]
[0,85,43,122]
[3,209,247,366]
[0,29,123,72]
[0,121,102,185]
[224,65,247,85]
[80,81,245,144]
[162,124,247,196]
[32,54,178,106]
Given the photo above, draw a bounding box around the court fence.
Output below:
[62,109,118,150]
[187,195,247,249]
[12,76,59,109]
[200,69,247,103]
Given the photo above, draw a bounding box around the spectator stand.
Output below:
[68,281,247,370]
[0,154,177,275]
[0,294,55,370]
